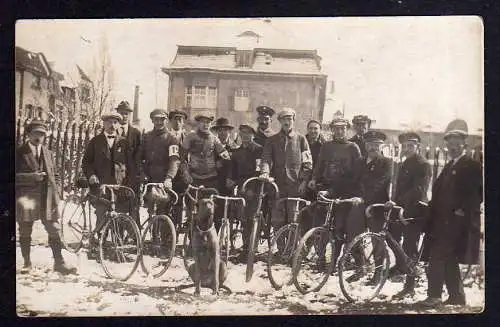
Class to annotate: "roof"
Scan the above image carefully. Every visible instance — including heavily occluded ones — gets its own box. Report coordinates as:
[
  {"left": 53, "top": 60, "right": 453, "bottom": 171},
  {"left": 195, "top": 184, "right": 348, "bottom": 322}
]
[
  {"left": 165, "top": 45, "right": 325, "bottom": 76},
  {"left": 15, "top": 46, "right": 51, "bottom": 77}
]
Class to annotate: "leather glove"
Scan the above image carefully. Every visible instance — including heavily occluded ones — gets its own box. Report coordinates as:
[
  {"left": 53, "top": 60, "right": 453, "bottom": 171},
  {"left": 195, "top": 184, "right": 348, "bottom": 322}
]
[
  {"left": 351, "top": 197, "right": 363, "bottom": 206},
  {"left": 163, "top": 178, "right": 173, "bottom": 190}
]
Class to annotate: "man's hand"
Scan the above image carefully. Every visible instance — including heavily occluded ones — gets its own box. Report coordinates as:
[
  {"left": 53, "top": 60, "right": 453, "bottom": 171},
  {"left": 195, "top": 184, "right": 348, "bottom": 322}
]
[
  {"left": 226, "top": 178, "right": 236, "bottom": 189},
  {"left": 308, "top": 179, "right": 316, "bottom": 190},
  {"left": 298, "top": 181, "right": 307, "bottom": 195},
  {"left": 351, "top": 197, "right": 363, "bottom": 206},
  {"left": 89, "top": 174, "right": 99, "bottom": 185},
  {"left": 454, "top": 208, "right": 465, "bottom": 217},
  {"left": 163, "top": 178, "right": 173, "bottom": 190}
]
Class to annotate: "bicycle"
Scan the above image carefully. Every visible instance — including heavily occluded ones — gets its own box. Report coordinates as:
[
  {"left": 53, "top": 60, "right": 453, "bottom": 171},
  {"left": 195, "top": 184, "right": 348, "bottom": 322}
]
[
  {"left": 338, "top": 201, "right": 429, "bottom": 302},
  {"left": 60, "top": 184, "right": 141, "bottom": 281},
  {"left": 139, "top": 183, "right": 179, "bottom": 278},
  {"left": 266, "top": 197, "right": 310, "bottom": 290},
  {"left": 291, "top": 191, "right": 362, "bottom": 294},
  {"left": 181, "top": 184, "right": 219, "bottom": 271},
  {"left": 240, "top": 176, "right": 279, "bottom": 282}
]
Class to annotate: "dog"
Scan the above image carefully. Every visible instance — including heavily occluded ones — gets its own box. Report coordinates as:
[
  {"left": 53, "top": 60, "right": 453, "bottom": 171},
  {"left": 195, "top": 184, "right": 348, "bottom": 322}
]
[{"left": 188, "top": 198, "right": 227, "bottom": 296}]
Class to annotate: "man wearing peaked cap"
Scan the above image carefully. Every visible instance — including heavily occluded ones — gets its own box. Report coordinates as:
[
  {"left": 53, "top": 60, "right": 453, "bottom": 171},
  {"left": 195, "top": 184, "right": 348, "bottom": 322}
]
[
  {"left": 101, "top": 111, "right": 123, "bottom": 123},
  {"left": 277, "top": 108, "right": 296, "bottom": 120},
  {"left": 254, "top": 105, "right": 276, "bottom": 147},
  {"left": 350, "top": 114, "right": 373, "bottom": 158},
  {"left": 389, "top": 131, "right": 432, "bottom": 299},
  {"left": 116, "top": 100, "right": 133, "bottom": 112},
  {"left": 150, "top": 108, "right": 168, "bottom": 119},
  {"left": 419, "top": 119, "right": 482, "bottom": 307},
  {"left": 16, "top": 120, "right": 77, "bottom": 275},
  {"left": 194, "top": 113, "right": 215, "bottom": 122}
]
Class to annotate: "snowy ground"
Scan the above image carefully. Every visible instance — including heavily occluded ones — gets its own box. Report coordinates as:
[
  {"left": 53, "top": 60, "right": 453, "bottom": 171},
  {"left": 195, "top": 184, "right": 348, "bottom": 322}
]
[{"left": 16, "top": 218, "right": 484, "bottom": 317}]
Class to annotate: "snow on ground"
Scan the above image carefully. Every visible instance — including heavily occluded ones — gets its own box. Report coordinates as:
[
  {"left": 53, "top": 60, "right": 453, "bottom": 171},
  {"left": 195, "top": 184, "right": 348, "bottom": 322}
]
[{"left": 16, "top": 221, "right": 484, "bottom": 316}]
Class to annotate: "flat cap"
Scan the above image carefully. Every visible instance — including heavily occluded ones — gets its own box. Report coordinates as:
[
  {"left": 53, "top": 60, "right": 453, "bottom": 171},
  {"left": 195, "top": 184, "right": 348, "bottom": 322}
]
[
  {"left": 168, "top": 109, "right": 188, "bottom": 120},
  {"left": 330, "top": 117, "right": 350, "bottom": 127},
  {"left": 116, "top": 101, "right": 133, "bottom": 112},
  {"left": 277, "top": 108, "right": 296, "bottom": 119},
  {"left": 256, "top": 105, "right": 275, "bottom": 117},
  {"left": 194, "top": 113, "right": 215, "bottom": 122},
  {"left": 26, "top": 120, "right": 48, "bottom": 134},
  {"left": 101, "top": 111, "right": 123, "bottom": 122},
  {"left": 150, "top": 109, "right": 168, "bottom": 119},
  {"left": 364, "top": 130, "right": 387, "bottom": 143},
  {"left": 444, "top": 119, "right": 468, "bottom": 140},
  {"left": 352, "top": 115, "right": 372, "bottom": 124},
  {"left": 398, "top": 131, "right": 421, "bottom": 144},
  {"left": 239, "top": 124, "right": 256, "bottom": 134}
]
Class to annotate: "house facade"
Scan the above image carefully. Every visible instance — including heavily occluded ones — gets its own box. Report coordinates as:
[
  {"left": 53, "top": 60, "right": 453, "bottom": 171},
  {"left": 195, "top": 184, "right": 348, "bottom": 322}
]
[{"left": 162, "top": 45, "right": 327, "bottom": 132}]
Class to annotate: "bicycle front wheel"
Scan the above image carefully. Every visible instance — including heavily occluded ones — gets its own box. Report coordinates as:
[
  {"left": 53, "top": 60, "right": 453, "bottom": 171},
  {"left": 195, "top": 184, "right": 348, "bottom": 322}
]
[
  {"left": 338, "top": 232, "right": 390, "bottom": 303},
  {"left": 99, "top": 214, "right": 141, "bottom": 281},
  {"left": 60, "top": 194, "right": 86, "bottom": 253},
  {"left": 292, "top": 227, "right": 336, "bottom": 294},
  {"left": 267, "top": 224, "right": 300, "bottom": 290},
  {"left": 140, "top": 215, "right": 177, "bottom": 278},
  {"left": 246, "top": 215, "right": 261, "bottom": 282}
]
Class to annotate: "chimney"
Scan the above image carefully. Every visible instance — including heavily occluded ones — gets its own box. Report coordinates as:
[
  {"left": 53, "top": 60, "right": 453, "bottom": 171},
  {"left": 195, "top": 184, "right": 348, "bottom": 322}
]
[{"left": 133, "top": 85, "right": 140, "bottom": 126}]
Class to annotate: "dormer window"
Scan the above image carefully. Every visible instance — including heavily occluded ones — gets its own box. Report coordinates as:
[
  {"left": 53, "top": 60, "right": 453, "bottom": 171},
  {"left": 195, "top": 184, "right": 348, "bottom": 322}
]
[{"left": 236, "top": 50, "right": 252, "bottom": 68}]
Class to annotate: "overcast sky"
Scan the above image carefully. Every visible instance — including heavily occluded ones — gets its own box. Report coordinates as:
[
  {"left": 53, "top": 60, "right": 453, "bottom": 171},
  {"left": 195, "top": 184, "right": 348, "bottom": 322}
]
[{"left": 16, "top": 17, "right": 483, "bottom": 134}]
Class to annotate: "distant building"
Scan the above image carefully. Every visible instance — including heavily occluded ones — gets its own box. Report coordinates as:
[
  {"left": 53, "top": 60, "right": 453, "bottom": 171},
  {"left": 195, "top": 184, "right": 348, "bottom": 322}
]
[{"left": 162, "top": 28, "right": 327, "bottom": 132}]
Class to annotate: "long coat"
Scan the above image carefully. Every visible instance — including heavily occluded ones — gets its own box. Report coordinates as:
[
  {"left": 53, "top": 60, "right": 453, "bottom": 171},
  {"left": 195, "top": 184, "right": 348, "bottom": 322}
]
[
  {"left": 15, "top": 143, "right": 60, "bottom": 222},
  {"left": 421, "top": 155, "right": 483, "bottom": 264},
  {"left": 359, "top": 155, "right": 392, "bottom": 206},
  {"left": 81, "top": 133, "right": 128, "bottom": 186},
  {"left": 122, "top": 124, "right": 142, "bottom": 187}
]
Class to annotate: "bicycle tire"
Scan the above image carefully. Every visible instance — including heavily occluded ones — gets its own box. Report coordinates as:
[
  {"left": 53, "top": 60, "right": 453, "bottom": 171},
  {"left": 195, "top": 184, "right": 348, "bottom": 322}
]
[
  {"left": 60, "top": 194, "right": 86, "bottom": 253},
  {"left": 99, "top": 214, "right": 141, "bottom": 281},
  {"left": 246, "top": 215, "right": 261, "bottom": 282},
  {"left": 218, "top": 220, "right": 230, "bottom": 265},
  {"left": 267, "top": 224, "right": 299, "bottom": 290},
  {"left": 338, "top": 232, "right": 390, "bottom": 303},
  {"left": 140, "top": 214, "right": 177, "bottom": 278},
  {"left": 292, "top": 227, "right": 335, "bottom": 294}
]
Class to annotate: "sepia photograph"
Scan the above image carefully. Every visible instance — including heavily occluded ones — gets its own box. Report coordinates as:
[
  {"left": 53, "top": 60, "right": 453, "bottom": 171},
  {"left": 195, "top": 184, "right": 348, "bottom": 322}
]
[{"left": 14, "top": 17, "right": 484, "bottom": 316}]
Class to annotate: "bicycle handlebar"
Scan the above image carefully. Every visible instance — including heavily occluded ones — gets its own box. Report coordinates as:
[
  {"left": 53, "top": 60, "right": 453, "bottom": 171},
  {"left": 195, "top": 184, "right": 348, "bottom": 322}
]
[
  {"left": 211, "top": 194, "right": 246, "bottom": 207},
  {"left": 275, "top": 197, "right": 311, "bottom": 207},
  {"left": 241, "top": 176, "right": 279, "bottom": 194},
  {"left": 141, "top": 183, "right": 179, "bottom": 205},
  {"left": 366, "top": 203, "right": 405, "bottom": 224},
  {"left": 317, "top": 191, "right": 363, "bottom": 205},
  {"left": 184, "top": 184, "right": 219, "bottom": 203},
  {"left": 100, "top": 184, "right": 135, "bottom": 200}
]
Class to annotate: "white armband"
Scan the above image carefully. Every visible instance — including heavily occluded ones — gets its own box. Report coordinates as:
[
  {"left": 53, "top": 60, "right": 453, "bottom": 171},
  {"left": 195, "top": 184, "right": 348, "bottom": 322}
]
[
  {"left": 169, "top": 145, "right": 180, "bottom": 157},
  {"left": 301, "top": 150, "right": 312, "bottom": 164},
  {"left": 220, "top": 150, "right": 231, "bottom": 160},
  {"left": 255, "top": 159, "right": 262, "bottom": 172}
]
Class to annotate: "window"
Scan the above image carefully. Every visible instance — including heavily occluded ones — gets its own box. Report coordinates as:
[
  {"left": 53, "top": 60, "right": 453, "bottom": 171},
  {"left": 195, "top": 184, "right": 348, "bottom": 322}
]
[
  {"left": 236, "top": 51, "right": 252, "bottom": 68},
  {"left": 184, "top": 85, "right": 217, "bottom": 109},
  {"left": 234, "top": 88, "right": 250, "bottom": 112},
  {"left": 25, "top": 104, "right": 34, "bottom": 119},
  {"left": 32, "top": 75, "right": 41, "bottom": 90}
]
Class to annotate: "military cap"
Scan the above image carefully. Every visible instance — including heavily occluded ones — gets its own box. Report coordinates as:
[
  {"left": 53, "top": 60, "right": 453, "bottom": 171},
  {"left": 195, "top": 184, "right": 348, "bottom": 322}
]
[
  {"left": 168, "top": 109, "right": 188, "bottom": 120},
  {"left": 116, "top": 100, "right": 133, "bottom": 112},
  {"left": 352, "top": 115, "right": 372, "bottom": 125},
  {"left": 398, "top": 131, "right": 421, "bottom": 144},
  {"left": 330, "top": 117, "right": 350, "bottom": 128},
  {"left": 211, "top": 117, "right": 234, "bottom": 131},
  {"left": 239, "top": 124, "right": 256, "bottom": 134},
  {"left": 102, "top": 111, "right": 123, "bottom": 122},
  {"left": 150, "top": 109, "right": 168, "bottom": 119},
  {"left": 26, "top": 120, "right": 48, "bottom": 134},
  {"left": 364, "top": 130, "right": 387, "bottom": 143},
  {"left": 277, "top": 108, "right": 296, "bottom": 120},
  {"left": 194, "top": 113, "right": 215, "bottom": 122},
  {"left": 256, "top": 105, "right": 275, "bottom": 117},
  {"left": 444, "top": 119, "right": 468, "bottom": 140}
]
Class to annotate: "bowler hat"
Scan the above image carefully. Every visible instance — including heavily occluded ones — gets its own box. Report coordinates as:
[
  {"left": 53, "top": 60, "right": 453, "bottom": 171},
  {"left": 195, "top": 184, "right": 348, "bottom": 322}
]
[
  {"left": 101, "top": 111, "right": 123, "bottom": 122},
  {"left": 399, "top": 131, "right": 421, "bottom": 144},
  {"left": 168, "top": 109, "right": 188, "bottom": 120},
  {"left": 26, "top": 120, "right": 48, "bottom": 134},
  {"left": 444, "top": 119, "right": 468, "bottom": 140},
  {"left": 352, "top": 115, "right": 372, "bottom": 125},
  {"left": 277, "top": 108, "right": 296, "bottom": 120},
  {"left": 150, "top": 109, "right": 168, "bottom": 119},
  {"left": 364, "top": 130, "right": 386, "bottom": 143},
  {"left": 211, "top": 117, "right": 234, "bottom": 131},
  {"left": 256, "top": 105, "right": 275, "bottom": 117},
  {"left": 116, "top": 101, "right": 133, "bottom": 112},
  {"left": 239, "top": 124, "right": 256, "bottom": 134}
]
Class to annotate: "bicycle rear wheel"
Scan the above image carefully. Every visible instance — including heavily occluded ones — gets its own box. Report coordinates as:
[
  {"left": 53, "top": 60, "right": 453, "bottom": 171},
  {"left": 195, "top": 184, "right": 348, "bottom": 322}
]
[
  {"left": 292, "top": 227, "right": 336, "bottom": 294},
  {"left": 267, "top": 224, "right": 300, "bottom": 290},
  {"left": 60, "top": 194, "right": 86, "bottom": 253},
  {"left": 140, "top": 215, "right": 177, "bottom": 278},
  {"left": 338, "top": 232, "right": 390, "bottom": 303},
  {"left": 218, "top": 221, "right": 230, "bottom": 265},
  {"left": 99, "top": 214, "right": 141, "bottom": 281},
  {"left": 246, "top": 214, "right": 261, "bottom": 282}
]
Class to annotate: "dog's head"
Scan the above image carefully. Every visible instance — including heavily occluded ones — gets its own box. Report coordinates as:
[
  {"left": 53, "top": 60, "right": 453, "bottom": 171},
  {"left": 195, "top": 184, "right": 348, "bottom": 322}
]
[{"left": 196, "top": 198, "right": 215, "bottom": 231}]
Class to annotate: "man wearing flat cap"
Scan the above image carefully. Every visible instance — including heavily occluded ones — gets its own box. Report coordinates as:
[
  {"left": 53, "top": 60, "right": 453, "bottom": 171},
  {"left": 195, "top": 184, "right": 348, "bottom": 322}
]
[
  {"left": 350, "top": 115, "right": 373, "bottom": 158},
  {"left": 260, "top": 108, "right": 313, "bottom": 232},
  {"left": 16, "top": 120, "right": 77, "bottom": 275},
  {"left": 82, "top": 111, "right": 133, "bottom": 258},
  {"left": 418, "top": 119, "right": 482, "bottom": 307},
  {"left": 227, "top": 124, "right": 263, "bottom": 261},
  {"left": 116, "top": 100, "right": 143, "bottom": 228},
  {"left": 254, "top": 105, "right": 276, "bottom": 147},
  {"left": 388, "top": 131, "right": 432, "bottom": 299},
  {"left": 140, "top": 109, "right": 181, "bottom": 226}
]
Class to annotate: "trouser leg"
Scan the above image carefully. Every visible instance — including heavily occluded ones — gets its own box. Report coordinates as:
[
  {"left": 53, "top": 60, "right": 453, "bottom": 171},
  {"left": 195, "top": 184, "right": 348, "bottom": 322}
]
[
  {"left": 18, "top": 221, "right": 34, "bottom": 265},
  {"left": 43, "top": 219, "right": 64, "bottom": 264},
  {"left": 426, "top": 258, "right": 445, "bottom": 298},
  {"left": 444, "top": 259, "right": 465, "bottom": 301}
]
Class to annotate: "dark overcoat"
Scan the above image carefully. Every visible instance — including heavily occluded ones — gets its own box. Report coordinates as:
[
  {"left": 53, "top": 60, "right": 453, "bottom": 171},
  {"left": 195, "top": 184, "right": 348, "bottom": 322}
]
[
  {"left": 15, "top": 143, "right": 60, "bottom": 222},
  {"left": 122, "top": 124, "right": 142, "bottom": 187},
  {"left": 349, "top": 134, "right": 366, "bottom": 158},
  {"left": 421, "top": 155, "right": 482, "bottom": 264},
  {"left": 359, "top": 155, "right": 392, "bottom": 205}
]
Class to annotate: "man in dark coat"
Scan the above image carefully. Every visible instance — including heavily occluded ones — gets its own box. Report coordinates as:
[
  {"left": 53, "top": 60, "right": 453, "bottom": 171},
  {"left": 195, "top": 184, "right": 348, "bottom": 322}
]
[
  {"left": 16, "top": 120, "right": 77, "bottom": 275},
  {"left": 211, "top": 117, "right": 239, "bottom": 196},
  {"left": 254, "top": 105, "right": 276, "bottom": 147},
  {"left": 418, "top": 119, "right": 482, "bottom": 307},
  {"left": 349, "top": 115, "right": 373, "bottom": 158},
  {"left": 390, "top": 132, "right": 432, "bottom": 299},
  {"left": 260, "top": 108, "right": 312, "bottom": 232},
  {"left": 116, "top": 100, "right": 142, "bottom": 229}
]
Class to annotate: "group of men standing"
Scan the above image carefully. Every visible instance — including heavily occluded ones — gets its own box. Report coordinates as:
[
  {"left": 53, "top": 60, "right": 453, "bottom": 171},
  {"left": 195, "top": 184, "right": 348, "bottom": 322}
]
[{"left": 16, "top": 100, "right": 482, "bottom": 308}]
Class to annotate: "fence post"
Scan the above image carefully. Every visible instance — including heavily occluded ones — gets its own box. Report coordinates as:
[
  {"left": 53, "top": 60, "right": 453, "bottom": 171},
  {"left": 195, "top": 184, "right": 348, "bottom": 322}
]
[
  {"left": 68, "top": 122, "right": 77, "bottom": 191},
  {"left": 74, "top": 121, "right": 86, "bottom": 184},
  {"left": 55, "top": 121, "right": 63, "bottom": 171},
  {"left": 60, "top": 121, "right": 70, "bottom": 197},
  {"left": 48, "top": 120, "right": 56, "bottom": 151}
]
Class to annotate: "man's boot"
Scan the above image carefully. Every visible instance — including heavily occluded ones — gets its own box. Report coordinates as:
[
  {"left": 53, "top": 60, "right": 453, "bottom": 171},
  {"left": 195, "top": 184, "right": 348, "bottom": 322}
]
[
  {"left": 392, "top": 276, "right": 416, "bottom": 300},
  {"left": 49, "top": 237, "right": 77, "bottom": 275},
  {"left": 19, "top": 237, "right": 32, "bottom": 274}
]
